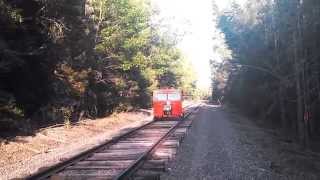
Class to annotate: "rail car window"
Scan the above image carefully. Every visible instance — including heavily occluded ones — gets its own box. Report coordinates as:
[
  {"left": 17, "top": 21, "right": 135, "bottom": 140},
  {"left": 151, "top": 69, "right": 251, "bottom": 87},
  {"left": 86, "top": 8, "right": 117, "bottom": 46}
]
[
  {"left": 168, "top": 93, "right": 181, "bottom": 101},
  {"left": 155, "top": 93, "right": 167, "bottom": 101}
]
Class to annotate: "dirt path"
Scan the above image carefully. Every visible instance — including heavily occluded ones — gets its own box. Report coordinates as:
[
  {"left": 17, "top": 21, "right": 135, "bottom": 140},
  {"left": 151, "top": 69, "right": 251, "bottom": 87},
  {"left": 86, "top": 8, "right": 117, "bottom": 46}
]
[{"left": 163, "top": 104, "right": 320, "bottom": 180}]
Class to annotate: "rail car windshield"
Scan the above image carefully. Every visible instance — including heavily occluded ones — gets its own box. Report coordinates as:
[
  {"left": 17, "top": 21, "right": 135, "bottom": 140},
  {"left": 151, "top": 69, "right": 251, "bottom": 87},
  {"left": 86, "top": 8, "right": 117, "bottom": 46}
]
[
  {"left": 154, "top": 91, "right": 181, "bottom": 101},
  {"left": 155, "top": 93, "right": 167, "bottom": 101},
  {"left": 168, "top": 93, "right": 181, "bottom": 101}
]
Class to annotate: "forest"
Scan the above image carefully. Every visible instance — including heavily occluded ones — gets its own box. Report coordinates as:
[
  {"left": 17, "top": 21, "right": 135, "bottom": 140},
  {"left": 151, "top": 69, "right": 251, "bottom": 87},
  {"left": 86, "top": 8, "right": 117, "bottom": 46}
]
[
  {"left": 212, "top": 0, "right": 320, "bottom": 148},
  {"left": 0, "top": 0, "right": 197, "bottom": 135}
]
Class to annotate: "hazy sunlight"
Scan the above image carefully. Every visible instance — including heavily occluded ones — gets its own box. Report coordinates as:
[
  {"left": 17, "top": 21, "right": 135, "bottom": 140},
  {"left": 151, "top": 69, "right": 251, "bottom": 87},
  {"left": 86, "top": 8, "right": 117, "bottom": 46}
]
[{"left": 151, "top": 0, "right": 247, "bottom": 90}]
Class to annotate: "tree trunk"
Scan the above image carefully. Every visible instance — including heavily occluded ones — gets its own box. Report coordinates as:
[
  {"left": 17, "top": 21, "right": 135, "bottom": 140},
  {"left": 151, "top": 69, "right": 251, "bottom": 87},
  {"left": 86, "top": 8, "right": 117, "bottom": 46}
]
[
  {"left": 271, "top": 3, "right": 287, "bottom": 133},
  {"left": 293, "top": 31, "right": 305, "bottom": 147},
  {"left": 278, "top": 85, "right": 287, "bottom": 131},
  {"left": 294, "top": 0, "right": 310, "bottom": 147}
]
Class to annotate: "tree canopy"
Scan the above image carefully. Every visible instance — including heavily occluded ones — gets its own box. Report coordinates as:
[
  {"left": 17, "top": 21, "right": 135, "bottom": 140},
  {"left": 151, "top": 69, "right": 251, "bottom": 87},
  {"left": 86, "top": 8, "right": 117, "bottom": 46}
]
[
  {"left": 213, "top": 0, "right": 320, "bottom": 147},
  {"left": 0, "top": 0, "right": 197, "bottom": 134}
]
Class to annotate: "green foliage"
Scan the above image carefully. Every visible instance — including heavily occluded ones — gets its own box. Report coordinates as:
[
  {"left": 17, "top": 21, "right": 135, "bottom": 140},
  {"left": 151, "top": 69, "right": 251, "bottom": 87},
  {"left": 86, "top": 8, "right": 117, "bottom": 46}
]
[
  {"left": 215, "top": 0, "right": 320, "bottom": 145},
  {"left": 0, "top": 0, "right": 23, "bottom": 24},
  {"left": 60, "top": 107, "right": 72, "bottom": 128},
  {"left": 0, "top": 0, "right": 197, "bottom": 133},
  {"left": 95, "top": 0, "right": 196, "bottom": 108}
]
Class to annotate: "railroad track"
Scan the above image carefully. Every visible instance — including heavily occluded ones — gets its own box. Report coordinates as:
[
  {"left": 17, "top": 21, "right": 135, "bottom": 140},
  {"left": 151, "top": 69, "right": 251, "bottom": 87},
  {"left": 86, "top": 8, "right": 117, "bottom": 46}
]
[{"left": 27, "top": 104, "right": 200, "bottom": 180}]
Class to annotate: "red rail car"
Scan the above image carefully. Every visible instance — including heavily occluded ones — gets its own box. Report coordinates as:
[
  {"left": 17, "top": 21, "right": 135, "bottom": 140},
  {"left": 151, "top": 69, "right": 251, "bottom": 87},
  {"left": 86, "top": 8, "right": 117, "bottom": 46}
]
[{"left": 153, "top": 89, "right": 183, "bottom": 120}]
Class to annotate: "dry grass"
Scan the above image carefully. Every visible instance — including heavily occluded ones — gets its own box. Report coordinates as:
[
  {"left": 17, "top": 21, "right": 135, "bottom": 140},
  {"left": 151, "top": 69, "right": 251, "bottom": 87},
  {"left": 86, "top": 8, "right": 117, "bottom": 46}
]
[{"left": 0, "top": 110, "right": 152, "bottom": 179}]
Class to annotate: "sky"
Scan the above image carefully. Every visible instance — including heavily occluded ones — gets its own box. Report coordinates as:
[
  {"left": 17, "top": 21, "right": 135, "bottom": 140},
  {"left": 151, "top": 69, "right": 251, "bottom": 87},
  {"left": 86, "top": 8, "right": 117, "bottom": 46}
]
[{"left": 151, "top": 0, "right": 247, "bottom": 90}]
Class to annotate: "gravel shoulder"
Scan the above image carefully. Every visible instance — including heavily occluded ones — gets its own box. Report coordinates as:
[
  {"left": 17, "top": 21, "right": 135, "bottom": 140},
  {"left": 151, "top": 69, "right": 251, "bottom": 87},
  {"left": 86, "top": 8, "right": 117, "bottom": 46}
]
[
  {"left": 162, "top": 104, "right": 320, "bottom": 180},
  {"left": 0, "top": 110, "right": 152, "bottom": 179}
]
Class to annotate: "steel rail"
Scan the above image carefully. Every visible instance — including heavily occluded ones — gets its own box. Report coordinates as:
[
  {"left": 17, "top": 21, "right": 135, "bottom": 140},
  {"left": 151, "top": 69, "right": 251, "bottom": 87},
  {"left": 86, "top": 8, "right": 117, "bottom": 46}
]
[
  {"left": 26, "top": 121, "right": 155, "bottom": 180},
  {"left": 114, "top": 106, "right": 199, "bottom": 180},
  {"left": 26, "top": 105, "right": 199, "bottom": 180}
]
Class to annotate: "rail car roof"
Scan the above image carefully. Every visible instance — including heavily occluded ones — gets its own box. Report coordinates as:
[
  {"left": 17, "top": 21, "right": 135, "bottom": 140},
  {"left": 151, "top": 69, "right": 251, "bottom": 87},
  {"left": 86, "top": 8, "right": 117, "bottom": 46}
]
[{"left": 153, "top": 89, "right": 181, "bottom": 93}]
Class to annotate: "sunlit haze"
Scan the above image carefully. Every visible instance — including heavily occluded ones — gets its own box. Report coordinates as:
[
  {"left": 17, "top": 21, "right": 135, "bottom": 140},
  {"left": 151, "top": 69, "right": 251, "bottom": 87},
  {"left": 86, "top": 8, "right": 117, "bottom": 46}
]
[{"left": 151, "top": 0, "right": 246, "bottom": 90}]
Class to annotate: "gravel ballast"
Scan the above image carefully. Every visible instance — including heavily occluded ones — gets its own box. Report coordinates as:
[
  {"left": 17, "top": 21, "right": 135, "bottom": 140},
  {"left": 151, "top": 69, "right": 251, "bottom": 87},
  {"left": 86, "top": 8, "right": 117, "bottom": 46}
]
[{"left": 162, "top": 104, "right": 320, "bottom": 180}]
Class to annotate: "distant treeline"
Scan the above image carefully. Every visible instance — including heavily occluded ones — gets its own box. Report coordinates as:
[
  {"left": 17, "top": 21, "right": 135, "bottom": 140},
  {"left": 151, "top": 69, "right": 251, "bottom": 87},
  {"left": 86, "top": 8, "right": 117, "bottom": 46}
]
[
  {"left": 0, "top": 0, "right": 197, "bottom": 134},
  {"left": 212, "top": 0, "right": 320, "bottom": 147}
]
